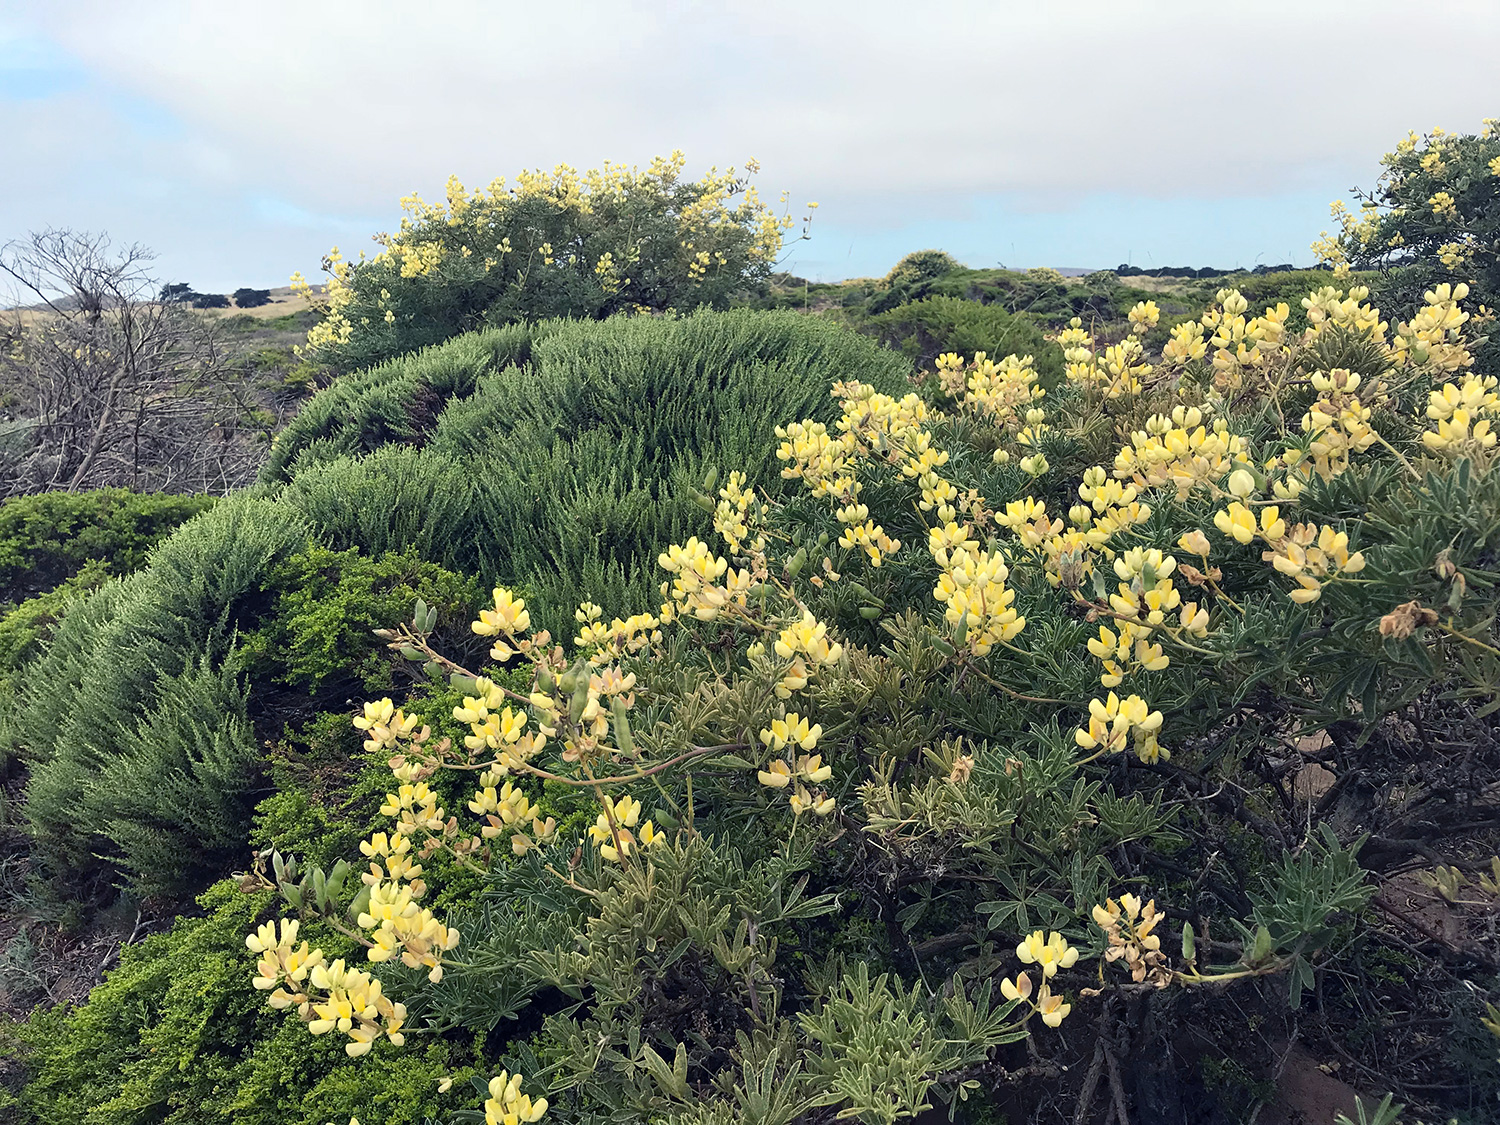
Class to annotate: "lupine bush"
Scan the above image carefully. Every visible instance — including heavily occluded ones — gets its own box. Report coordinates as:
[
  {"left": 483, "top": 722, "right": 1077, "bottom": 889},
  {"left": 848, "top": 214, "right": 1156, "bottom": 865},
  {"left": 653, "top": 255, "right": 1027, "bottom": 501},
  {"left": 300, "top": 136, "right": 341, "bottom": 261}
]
[
  {"left": 229, "top": 280, "right": 1500, "bottom": 1122},
  {"left": 1321, "top": 119, "right": 1500, "bottom": 367},
  {"left": 291, "top": 154, "right": 807, "bottom": 371}
]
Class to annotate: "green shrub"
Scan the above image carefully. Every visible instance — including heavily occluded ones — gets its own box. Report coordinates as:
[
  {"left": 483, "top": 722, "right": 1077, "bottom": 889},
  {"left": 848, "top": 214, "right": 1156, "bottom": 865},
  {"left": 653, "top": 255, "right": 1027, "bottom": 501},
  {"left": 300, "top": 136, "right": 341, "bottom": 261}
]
[
  {"left": 241, "top": 543, "right": 482, "bottom": 694},
  {"left": 275, "top": 310, "right": 910, "bottom": 631},
  {"left": 13, "top": 879, "right": 473, "bottom": 1125},
  {"left": 260, "top": 323, "right": 538, "bottom": 483},
  {"left": 5, "top": 496, "right": 311, "bottom": 892},
  {"left": 864, "top": 296, "right": 1063, "bottom": 381},
  {"left": 0, "top": 489, "right": 215, "bottom": 605}
]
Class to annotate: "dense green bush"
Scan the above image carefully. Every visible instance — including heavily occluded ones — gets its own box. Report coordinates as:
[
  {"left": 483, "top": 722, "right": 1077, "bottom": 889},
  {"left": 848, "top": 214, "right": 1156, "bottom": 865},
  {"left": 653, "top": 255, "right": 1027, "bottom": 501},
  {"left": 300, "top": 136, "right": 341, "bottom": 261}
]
[
  {"left": 0, "top": 489, "right": 215, "bottom": 605},
  {"left": 241, "top": 543, "right": 482, "bottom": 694},
  {"left": 11, "top": 880, "right": 473, "bottom": 1125},
  {"left": 863, "top": 296, "right": 1063, "bottom": 382},
  {"left": 261, "top": 323, "right": 539, "bottom": 483},
  {"left": 296, "top": 155, "right": 798, "bottom": 371},
  {"left": 274, "top": 310, "right": 911, "bottom": 630},
  {"left": 4, "top": 496, "right": 311, "bottom": 892}
]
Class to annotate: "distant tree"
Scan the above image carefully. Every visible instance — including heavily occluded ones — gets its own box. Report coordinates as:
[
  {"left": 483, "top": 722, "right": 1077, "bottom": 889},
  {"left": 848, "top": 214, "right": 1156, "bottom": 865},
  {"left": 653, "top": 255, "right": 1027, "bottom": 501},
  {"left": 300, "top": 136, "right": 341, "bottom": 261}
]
[
  {"left": 0, "top": 230, "right": 273, "bottom": 496},
  {"left": 232, "top": 288, "right": 272, "bottom": 309},
  {"left": 159, "top": 282, "right": 194, "bottom": 303},
  {"left": 190, "top": 293, "right": 230, "bottom": 309}
]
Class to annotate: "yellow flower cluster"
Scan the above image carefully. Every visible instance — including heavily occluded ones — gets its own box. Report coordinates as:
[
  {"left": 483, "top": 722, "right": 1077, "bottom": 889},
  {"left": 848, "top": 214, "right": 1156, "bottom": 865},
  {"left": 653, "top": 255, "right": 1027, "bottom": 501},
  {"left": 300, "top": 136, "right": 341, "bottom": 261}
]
[
  {"left": 484, "top": 1070, "right": 549, "bottom": 1125},
  {"left": 1396, "top": 283, "right": 1474, "bottom": 374},
  {"left": 1299, "top": 368, "right": 1379, "bottom": 480},
  {"left": 1423, "top": 372, "right": 1499, "bottom": 455},
  {"left": 353, "top": 697, "right": 425, "bottom": 753},
  {"left": 836, "top": 501, "right": 901, "bottom": 567},
  {"left": 757, "top": 713, "right": 835, "bottom": 815},
  {"left": 1113, "top": 407, "right": 1250, "bottom": 499},
  {"left": 773, "top": 611, "right": 844, "bottom": 697},
  {"left": 248, "top": 921, "right": 408, "bottom": 1057},
  {"left": 929, "top": 523, "right": 1025, "bottom": 657},
  {"left": 1213, "top": 475, "right": 1365, "bottom": 604},
  {"left": 1074, "top": 691, "right": 1166, "bottom": 763},
  {"left": 586, "top": 793, "right": 664, "bottom": 862},
  {"left": 942, "top": 351, "right": 1045, "bottom": 429},
  {"left": 1058, "top": 315, "right": 1154, "bottom": 398},
  {"left": 473, "top": 587, "right": 533, "bottom": 662},
  {"left": 1092, "top": 893, "right": 1170, "bottom": 986},
  {"left": 1001, "top": 930, "right": 1079, "bottom": 1027},
  {"left": 713, "top": 470, "right": 764, "bottom": 554},
  {"left": 572, "top": 602, "right": 662, "bottom": 663},
  {"left": 658, "top": 536, "right": 751, "bottom": 622}
]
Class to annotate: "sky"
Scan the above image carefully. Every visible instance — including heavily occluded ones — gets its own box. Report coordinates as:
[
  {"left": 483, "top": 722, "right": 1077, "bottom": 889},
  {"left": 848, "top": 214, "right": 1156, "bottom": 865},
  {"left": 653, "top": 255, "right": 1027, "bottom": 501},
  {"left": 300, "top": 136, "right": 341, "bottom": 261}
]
[{"left": 2, "top": 1, "right": 1498, "bottom": 292}]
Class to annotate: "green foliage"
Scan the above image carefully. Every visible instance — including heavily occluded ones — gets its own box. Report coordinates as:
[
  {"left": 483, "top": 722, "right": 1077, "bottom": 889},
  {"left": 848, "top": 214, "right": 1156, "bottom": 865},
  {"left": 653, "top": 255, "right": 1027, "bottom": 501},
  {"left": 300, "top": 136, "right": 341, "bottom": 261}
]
[
  {"left": 0, "top": 488, "right": 214, "bottom": 605},
  {"left": 13, "top": 879, "right": 472, "bottom": 1125},
  {"left": 5, "top": 496, "right": 312, "bottom": 893},
  {"left": 863, "top": 296, "right": 1063, "bottom": 382},
  {"left": 242, "top": 544, "right": 480, "bottom": 694},
  {"left": 261, "top": 324, "right": 538, "bottom": 482},
  {"left": 275, "top": 310, "right": 909, "bottom": 631},
  {"left": 300, "top": 156, "right": 792, "bottom": 371}
]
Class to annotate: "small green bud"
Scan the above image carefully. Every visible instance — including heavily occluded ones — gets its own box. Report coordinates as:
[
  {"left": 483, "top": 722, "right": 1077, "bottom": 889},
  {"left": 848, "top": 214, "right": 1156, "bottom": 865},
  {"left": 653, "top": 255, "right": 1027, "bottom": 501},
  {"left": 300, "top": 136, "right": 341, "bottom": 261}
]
[
  {"left": 1181, "top": 921, "right": 1196, "bottom": 964},
  {"left": 537, "top": 665, "right": 557, "bottom": 693},
  {"left": 703, "top": 465, "right": 719, "bottom": 491}
]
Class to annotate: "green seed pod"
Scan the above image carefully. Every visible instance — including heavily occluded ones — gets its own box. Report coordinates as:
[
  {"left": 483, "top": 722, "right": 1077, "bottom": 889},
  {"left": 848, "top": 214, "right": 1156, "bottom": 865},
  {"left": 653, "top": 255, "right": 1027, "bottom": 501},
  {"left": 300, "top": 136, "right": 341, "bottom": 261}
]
[
  {"left": 953, "top": 616, "right": 969, "bottom": 649},
  {"left": 569, "top": 686, "right": 588, "bottom": 724},
  {"left": 422, "top": 661, "right": 445, "bottom": 682},
  {"left": 703, "top": 465, "right": 719, "bottom": 491},
  {"left": 611, "top": 697, "right": 635, "bottom": 755},
  {"left": 537, "top": 665, "right": 557, "bottom": 693},
  {"left": 693, "top": 490, "right": 716, "bottom": 513},
  {"left": 1181, "top": 921, "right": 1196, "bottom": 964},
  {"left": 817, "top": 531, "right": 830, "bottom": 548},
  {"left": 859, "top": 606, "right": 881, "bottom": 620},
  {"left": 423, "top": 604, "right": 439, "bottom": 632},
  {"left": 399, "top": 645, "right": 424, "bottom": 661},
  {"left": 413, "top": 598, "right": 429, "bottom": 629},
  {"left": 557, "top": 664, "right": 582, "bottom": 695},
  {"left": 787, "top": 547, "right": 807, "bottom": 579},
  {"left": 931, "top": 635, "right": 955, "bottom": 657},
  {"left": 450, "top": 673, "right": 479, "bottom": 693}
]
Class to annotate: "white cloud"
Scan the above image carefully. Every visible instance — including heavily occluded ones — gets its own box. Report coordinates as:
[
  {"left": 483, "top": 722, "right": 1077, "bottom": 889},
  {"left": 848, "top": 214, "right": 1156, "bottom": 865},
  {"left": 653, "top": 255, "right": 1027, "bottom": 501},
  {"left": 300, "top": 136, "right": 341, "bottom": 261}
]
[{"left": 4, "top": 1, "right": 1499, "bottom": 284}]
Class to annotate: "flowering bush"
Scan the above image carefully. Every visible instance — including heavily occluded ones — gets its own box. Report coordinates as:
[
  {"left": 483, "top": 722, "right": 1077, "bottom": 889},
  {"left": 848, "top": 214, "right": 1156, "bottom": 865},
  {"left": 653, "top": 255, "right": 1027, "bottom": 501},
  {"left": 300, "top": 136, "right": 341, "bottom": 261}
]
[
  {"left": 293, "top": 154, "right": 810, "bottom": 371},
  {"left": 241, "top": 276, "right": 1500, "bottom": 1121},
  {"left": 1320, "top": 120, "right": 1500, "bottom": 368}
]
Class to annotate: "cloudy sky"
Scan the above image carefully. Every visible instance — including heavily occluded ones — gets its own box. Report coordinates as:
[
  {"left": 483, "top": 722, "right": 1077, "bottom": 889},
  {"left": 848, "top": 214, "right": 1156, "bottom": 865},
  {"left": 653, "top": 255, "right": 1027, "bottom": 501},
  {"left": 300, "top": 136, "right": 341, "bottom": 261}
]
[{"left": 3, "top": 1, "right": 1498, "bottom": 291}]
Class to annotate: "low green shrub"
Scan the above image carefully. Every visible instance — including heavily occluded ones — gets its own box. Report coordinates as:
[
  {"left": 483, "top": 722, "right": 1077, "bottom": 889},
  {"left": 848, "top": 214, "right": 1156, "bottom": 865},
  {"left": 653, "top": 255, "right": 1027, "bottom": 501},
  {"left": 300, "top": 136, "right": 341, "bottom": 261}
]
[
  {"left": 12, "top": 879, "right": 473, "bottom": 1125},
  {"left": 241, "top": 543, "right": 482, "bottom": 695},
  {"left": 863, "top": 296, "right": 1063, "bottom": 381},
  {"left": 0, "top": 489, "right": 214, "bottom": 605},
  {"left": 5, "top": 496, "right": 311, "bottom": 893}
]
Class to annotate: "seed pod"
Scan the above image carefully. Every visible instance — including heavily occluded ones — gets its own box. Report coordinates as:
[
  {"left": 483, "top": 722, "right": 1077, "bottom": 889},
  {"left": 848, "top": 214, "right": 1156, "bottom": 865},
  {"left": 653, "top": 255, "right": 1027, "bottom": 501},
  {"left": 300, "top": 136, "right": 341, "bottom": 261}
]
[
  {"left": 787, "top": 547, "right": 807, "bottom": 579},
  {"left": 611, "top": 697, "right": 635, "bottom": 755},
  {"left": 931, "top": 635, "right": 955, "bottom": 657},
  {"left": 859, "top": 606, "right": 881, "bottom": 620},
  {"left": 703, "top": 466, "right": 719, "bottom": 491},
  {"left": 537, "top": 665, "right": 557, "bottom": 693},
  {"left": 817, "top": 531, "right": 830, "bottom": 548},
  {"left": 399, "top": 645, "right": 424, "bottom": 661},
  {"left": 450, "top": 673, "right": 478, "bottom": 693},
  {"left": 1181, "top": 921, "right": 1196, "bottom": 964},
  {"left": 413, "top": 598, "right": 429, "bottom": 630},
  {"left": 692, "top": 490, "right": 716, "bottom": 513},
  {"left": 569, "top": 686, "right": 588, "bottom": 724},
  {"left": 423, "top": 661, "right": 444, "bottom": 682},
  {"left": 557, "top": 662, "right": 582, "bottom": 695}
]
